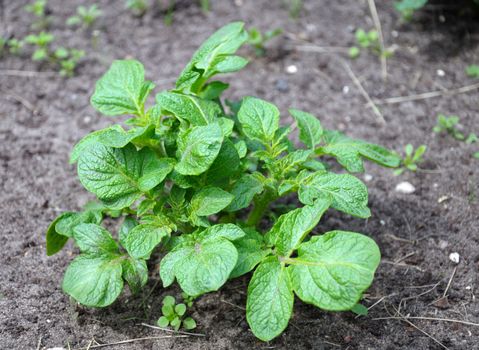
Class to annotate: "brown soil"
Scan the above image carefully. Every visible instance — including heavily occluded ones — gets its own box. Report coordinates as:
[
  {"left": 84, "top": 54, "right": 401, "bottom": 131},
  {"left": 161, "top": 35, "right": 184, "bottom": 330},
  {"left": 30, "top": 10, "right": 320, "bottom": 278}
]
[{"left": 1, "top": 1, "right": 478, "bottom": 349}]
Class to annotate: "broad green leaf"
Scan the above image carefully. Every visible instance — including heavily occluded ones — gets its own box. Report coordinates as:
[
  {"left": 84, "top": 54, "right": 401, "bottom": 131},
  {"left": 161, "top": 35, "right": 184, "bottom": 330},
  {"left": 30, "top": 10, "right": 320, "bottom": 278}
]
[
  {"left": 190, "top": 187, "right": 234, "bottom": 216},
  {"left": 175, "top": 123, "right": 223, "bottom": 176},
  {"left": 91, "top": 59, "right": 154, "bottom": 116},
  {"left": 238, "top": 97, "right": 279, "bottom": 143},
  {"left": 156, "top": 91, "right": 221, "bottom": 126},
  {"left": 62, "top": 254, "right": 123, "bottom": 307},
  {"left": 289, "top": 230, "right": 380, "bottom": 310},
  {"left": 246, "top": 256, "right": 294, "bottom": 342},
  {"left": 55, "top": 211, "right": 102, "bottom": 238},
  {"left": 121, "top": 257, "right": 148, "bottom": 294},
  {"left": 159, "top": 224, "right": 244, "bottom": 296},
  {"left": 218, "top": 117, "right": 235, "bottom": 137},
  {"left": 72, "top": 224, "right": 119, "bottom": 255},
  {"left": 276, "top": 149, "right": 312, "bottom": 173},
  {"left": 176, "top": 22, "right": 248, "bottom": 93},
  {"left": 46, "top": 212, "right": 74, "bottom": 256},
  {"left": 234, "top": 140, "right": 247, "bottom": 158},
  {"left": 78, "top": 143, "right": 172, "bottom": 209},
  {"left": 230, "top": 229, "right": 271, "bottom": 278},
  {"left": 199, "top": 81, "right": 229, "bottom": 100},
  {"left": 70, "top": 125, "right": 156, "bottom": 164},
  {"left": 319, "top": 131, "right": 401, "bottom": 172},
  {"left": 206, "top": 139, "right": 240, "bottom": 185},
  {"left": 298, "top": 171, "right": 370, "bottom": 218},
  {"left": 289, "top": 109, "right": 323, "bottom": 149},
  {"left": 122, "top": 223, "right": 170, "bottom": 259},
  {"left": 266, "top": 198, "right": 330, "bottom": 256},
  {"left": 119, "top": 216, "right": 138, "bottom": 245},
  {"left": 226, "top": 174, "right": 264, "bottom": 212}
]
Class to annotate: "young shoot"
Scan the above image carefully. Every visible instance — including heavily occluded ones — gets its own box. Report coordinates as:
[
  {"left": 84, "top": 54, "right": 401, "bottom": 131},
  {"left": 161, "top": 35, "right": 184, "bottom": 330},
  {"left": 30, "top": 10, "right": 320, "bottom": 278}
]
[
  {"left": 349, "top": 28, "right": 393, "bottom": 59},
  {"left": 157, "top": 295, "right": 196, "bottom": 330},
  {"left": 394, "top": 144, "right": 427, "bottom": 175},
  {"left": 247, "top": 27, "right": 282, "bottom": 57},
  {"left": 67, "top": 5, "right": 102, "bottom": 29}
]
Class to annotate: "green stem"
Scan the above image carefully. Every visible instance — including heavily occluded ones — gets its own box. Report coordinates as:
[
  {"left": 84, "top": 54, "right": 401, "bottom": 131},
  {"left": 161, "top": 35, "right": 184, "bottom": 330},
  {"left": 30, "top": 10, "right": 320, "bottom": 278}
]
[{"left": 246, "top": 187, "right": 276, "bottom": 228}]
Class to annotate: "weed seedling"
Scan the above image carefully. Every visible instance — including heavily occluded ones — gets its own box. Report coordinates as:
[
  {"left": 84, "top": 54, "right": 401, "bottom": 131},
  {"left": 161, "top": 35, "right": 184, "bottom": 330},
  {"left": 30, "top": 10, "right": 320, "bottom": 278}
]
[
  {"left": 25, "top": 32, "right": 55, "bottom": 61},
  {"left": 46, "top": 22, "right": 401, "bottom": 342},
  {"left": 394, "top": 0, "right": 428, "bottom": 21},
  {"left": 286, "top": 0, "right": 303, "bottom": 18},
  {"left": 433, "top": 114, "right": 466, "bottom": 141},
  {"left": 350, "top": 28, "right": 393, "bottom": 59},
  {"left": 126, "top": 0, "right": 148, "bottom": 16},
  {"left": 247, "top": 27, "right": 282, "bottom": 57},
  {"left": 394, "top": 144, "right": 427, "bottom": 175},
  {"left": 466, "top": 64, "right": 479, "bottom": 78},
  {"left": 157, "top": 296, "right": 196, "bottom": 330},
  {"left": 67, "top": 5, "right": 102, "bottom": 29},
  {"left": 24, "top": 0, "right": 52, "bottom": 30}
]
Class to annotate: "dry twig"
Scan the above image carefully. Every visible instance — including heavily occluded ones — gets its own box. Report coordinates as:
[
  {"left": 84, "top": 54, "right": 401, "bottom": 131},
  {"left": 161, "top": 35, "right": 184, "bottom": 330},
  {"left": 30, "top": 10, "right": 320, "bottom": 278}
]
[
  {"left": 140, "top": 322, "right": 206, "bottom": 337},
  {"left": 367, "top": 0, "right": 387, "bottom": 80},
  {"left": 74, "top": 335, "right": 188, "bottom": 350}
]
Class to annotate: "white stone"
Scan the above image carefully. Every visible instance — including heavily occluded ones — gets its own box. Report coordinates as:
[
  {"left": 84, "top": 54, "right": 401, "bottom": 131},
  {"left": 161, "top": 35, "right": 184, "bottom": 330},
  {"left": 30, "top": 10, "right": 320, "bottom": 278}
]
[
  {"left": 449, "top": 252, "right": 460, "bottom": 264},
  {"left": 286, "top": 65, "right": 298, "bottom": 74},
  {"left": 395, "top": 181, "right": 415, "bottom": 194},
  {"left": 364, "top": 174, "right": 373, "bottom": 182},
  {"left": 342, "top": 85, "right": 350, "bottom": 94},
  {"left": 437, "top": 69, "right": 446, "bottom": 77}
]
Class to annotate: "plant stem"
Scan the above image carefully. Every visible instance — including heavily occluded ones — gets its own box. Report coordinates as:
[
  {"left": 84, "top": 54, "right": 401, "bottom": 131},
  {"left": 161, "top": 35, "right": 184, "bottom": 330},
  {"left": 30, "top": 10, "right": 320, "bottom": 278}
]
[{"left": 246, "top": 187, "right": 276, "bottom": 228}]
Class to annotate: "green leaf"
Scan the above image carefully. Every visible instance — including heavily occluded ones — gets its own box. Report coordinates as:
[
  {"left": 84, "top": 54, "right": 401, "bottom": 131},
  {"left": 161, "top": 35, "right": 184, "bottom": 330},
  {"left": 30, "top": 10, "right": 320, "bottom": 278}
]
[
  {"left": 351, "top": 303, "right": 368, "bottom": 316},
  {"left": 238, "top": 97, "right": 279, "bottom": 143},
  {"left": 46, "top": 212, "right": 74, "bottom": 256},
  {"left": 230, "top": 229, "right": 271, "bottom": 278},
  {"left": 72, "top": 224, "right": 119, "bottom": 255},
  {"left": 175, "top": 303, "right": 186, "bottom": 316},
  {"left": 266, "top": 198, "right": 330, "bottom": 256},
  {"left": 298, "top": 171, "right": 370, "bottom": 218},
  {"left": 163, "top": 295, "right": 175, "bottom": 306},
  {"left": 206, "top": 139, "right": 240, "bottom": 185},
  {"left": 121, "top": 257, "right": 148, "bottom": 294},
  {"left": 156, "top": 91, "right": 221, "bottom": 126},
  {"left": 55, "top": 211, "right": 102, "bottom": 237},
  {"left": 276, "top": 149, "right": 312, "bottom": 173},
  {"left": 198, "top": 81, "right": 229, "bottom": 100},
  {"left": 175, "top": 123, "right": 223, "bottom": 176},
  {"left": 183, "top": 317, "right": 197, "bottom": 330},
  {"left": 157, "top": 316, "right": 170, "bottom": 327},
  {"left": 70, "top": 125, "right": 156, "bottom": 164},
  {"left": 62, "top": 254, "right": 123, "bottom": 307},
  {"left": 190, "top": 187, "right": 234, "bottom": 217},
  {"left": 91, "top": 59, "right": 154, "bottom": 116},
  {"left": 78, "top": 143, "right": 172, "bottom": 209},
  {"left": 246, "top": 256, "right": 294, "bottom": 342},
  {"left": 159, "top": 224, "right": 244, "bottom": 296},
  {"left": 176, "top": 22, "right": 248, "bottom": 93},
  {"left": 289, "top": 109, "right": 323, "bottom": 149},
  {"left": 320, "top": 131, "right": 401, "bottom": 172},
  {"left": 289, "top": 230, "right": 380, "bottom": 310},
  {"left": 226, "top": 174, "right": 264, "bottom": 212},
  {"left": 122, "top": 224, "right": 170, "bottom": 260}
]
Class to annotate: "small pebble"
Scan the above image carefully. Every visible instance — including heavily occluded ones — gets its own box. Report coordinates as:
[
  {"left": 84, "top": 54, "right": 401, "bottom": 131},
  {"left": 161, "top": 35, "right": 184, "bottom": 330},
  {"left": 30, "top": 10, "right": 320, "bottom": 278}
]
[
  {"left": 437, "top": 69, "right": 446, "bottom": 77},
  {"left": 275, "top": 79, "right": 289, "bottom": 93},
  {"left": 83, "top": 115, "right": 92, "bottom": 123},
  {"left": 364, "top": 174, "right": 373, "bottom": 182},
  {"left": 449, "top": 252, "right": 460, "bottom": 264},
  {"left": 439, "top": 15, "right": 446, "bottom": 23},
  {"left": 391, "top": 30, "right": 399, "bottom": 38},
  {"left": 438, "top": 195, "right": 449, "bottom": 203},
  {"left": 286, "top": 65, "right": 298, "bottom": 74},
  {"left": 438, "top": 239, "right": 449, "bottom": 250},
  {"left": 342, "top": 86, "right": 350, "bottom": 94},
  {"left": 466, "top": 286, "right": 472, "bottom": 290},
  {"left": 395, "top": 181, "right": 415, "bottom": 194},
  {"left": 380, "top": 220, "right": 385, "bottom": 226}
]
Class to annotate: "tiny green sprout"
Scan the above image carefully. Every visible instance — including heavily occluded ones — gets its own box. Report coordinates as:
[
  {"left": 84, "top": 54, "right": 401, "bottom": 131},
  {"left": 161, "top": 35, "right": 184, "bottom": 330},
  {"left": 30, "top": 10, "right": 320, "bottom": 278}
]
[
  {"left": 394, "top": 144, "right": 427, "bottom": 175},
  {"left": 199, "top": 0, "right": 210, "bottom": 12},
  {"left": 67, "top": 5, "right": 102, "bottom": 28},
  {"left": 466, "top": 133, "right": 478, "bottom": 144},
  {"left": 125, "top": 0, "right": 148, "bottom": 16},
  {"left": 58, "top": 49, "right": 85, "bottom": 77},
  {"left": 287, "top": 0, "right": 303, "bottom": 18},
  {"left": 394, "top": 0, "right": 428, "bottom": 21},
  {"left": 466, "top": 64, "right": 479, "bottom": 78},
  {"left": 24, "top": 0, "right": 51, "bottom": 30},
  {"left": 433, "top": 114, "right": 465, "bottom": 141},
  {"left": 247, "top": 27, "right": 282, "bottom": 57},
  {"left": 181, "top": 292, "right": 195, "bottom": 308},
  {"left": 7, "top": 39, "right": 24, "bottom": 55},
  {"left": 351, "top": 28, "right": 393, "bottom": 59},
  {"left": 351, "top": 303, "right": 368, "bottom": 316},
  {"left": 157, "top": 295, "right": 196, "bottom": 331},
  {"left": 25, "top": 32, "right": 55, "bottom": 61}
]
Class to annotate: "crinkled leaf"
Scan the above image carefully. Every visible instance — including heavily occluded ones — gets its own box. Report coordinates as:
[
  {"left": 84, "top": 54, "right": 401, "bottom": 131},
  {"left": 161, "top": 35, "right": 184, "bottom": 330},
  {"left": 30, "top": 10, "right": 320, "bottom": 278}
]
[
  {"left": 199, "top": 81, "right": 229, "bottom": 100},
  {"left": 72, "top": 224, "right": 119, "bottom": 255},
  {"left": 298, "top": 171, "right": 370, "bottom": 218},
  {"left": 289, "top": 109, "right": 323, "bottom": 149},
  {"left": 156, "top": 91, "right": 221, "bottom": 126},
  {"left": 46, "top": 212, "right": 74, "bottom": 256},
  {"left": 176, "top": 22, "right": 248, "bottom": 93},
  {"left": 62, "top": 254, "right": 123, "bottom": 307},
  {"left": 266, "top": 198, "right": 330, "bottom": 256},
  {"left": 238, "top": 97, "right": 279, "bottom": 143},
  {"left": 230, "top": 229, "right": 271, "bottom": 278},
  {"left": 175, "top": 123, "right": 223, "bottom": 176},
  {"left": 289, "top": 230, "right": 380, "bottom": 310},
  {"left": 226, "top": 174, "right": 264, "bottom": 212},
  {"left": 55, "top": 211, "right": 102, "bottom": 238},
  {"left": 119, "top": 216, "right": 138, "bottom": 246},
  {"left": 190, "top": 187, "right": 234, "bottom": 217},
  {"left": 319, "top": 131, "right": 400, "bottom": 172},
  {"left": 206, "top": 139, "right": 240, "bottom": 185},
  {"left": 122, "top": 224, "right": 170, "bottom": 260},
  {"left": 91, "top": 59, "right": 154, "bottom": 116},
  {"left": 121, "top": 257, "right": 148, "bottom": 294},
  {"left": 246, "top": 256, "right": 293, "bottom": 342},
  {"left": 138, "top": 158, "right": 175, "bottom": 192}
]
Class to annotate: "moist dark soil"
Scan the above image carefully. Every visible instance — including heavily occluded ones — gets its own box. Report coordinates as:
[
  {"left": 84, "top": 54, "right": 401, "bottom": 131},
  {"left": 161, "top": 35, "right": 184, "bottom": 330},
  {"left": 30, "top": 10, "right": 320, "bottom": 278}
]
[{"left": 1, "top": 1, "right": 478, "bottom": 349}]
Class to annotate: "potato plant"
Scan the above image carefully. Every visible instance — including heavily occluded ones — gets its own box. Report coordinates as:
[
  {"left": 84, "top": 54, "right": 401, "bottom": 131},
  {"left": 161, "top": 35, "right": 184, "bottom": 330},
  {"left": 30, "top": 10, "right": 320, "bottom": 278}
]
[{"left": 46, "top": 22, "right": 401, "bottom": 341}]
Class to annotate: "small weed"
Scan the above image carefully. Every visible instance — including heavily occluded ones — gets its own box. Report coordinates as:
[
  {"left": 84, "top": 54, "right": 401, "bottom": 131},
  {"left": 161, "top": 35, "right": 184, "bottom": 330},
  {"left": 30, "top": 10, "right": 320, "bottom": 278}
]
[
  {"left": 394, "top": 144, "right": 427, "bottom": 175},
  {"left": 349, "top": 28, "right": 393, "bottom": 59},
  {"left": 67, "top": 5, "right": 102, "bottom": 29},
  {"left": 125, "top": 0, "right": 148, "bottom": 16},
  {"left": 466, "top": 64, "right": 479, "bottom": 78},
  {"left": 247, "top": 27, "right": 282, "bottom": 57},
  {"left": 24, "top": 0, "right": 52, "bottom": 30},
  {"left": 394, "top": 0, "right": 427, "bottom": 21},
  {"left": 157, "top": 296, "right": 196, "bottom": 331}
]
